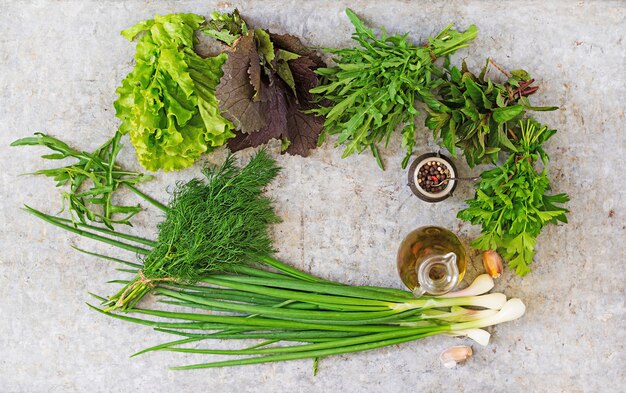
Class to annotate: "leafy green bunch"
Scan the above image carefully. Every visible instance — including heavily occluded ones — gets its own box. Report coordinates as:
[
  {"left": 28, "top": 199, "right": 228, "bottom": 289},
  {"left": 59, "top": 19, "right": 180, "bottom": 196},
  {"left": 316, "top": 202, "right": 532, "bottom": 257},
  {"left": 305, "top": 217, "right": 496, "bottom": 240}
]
[
  {"left": 12, "top": 132, "right": 151, "bottom": 228},
  {"left": 202, "top": 9, "right": 248, "bottom": 46},
  {"left": 115, "top": 13, "right": 234, "bottom": 172},
  {"left": 142, "top": 151, "right": 281, "bottom": 281},
  {"left": 311, "top": 9, "right": 478, "bottom": 169},
  {"left": 203, "top": 11, "right": 325, "bottom": 156},
  {"left": 26, "top": 155, "right": 528, "bottom": 372},
  {"left": 425, "top": 59, "right": 558, "bottom": 168},
  {"left": 457, "top": 119, "right": 569, "bottom": 276},
  {"left": 102, "top": 150, "right": 282, "bottom": 310}
]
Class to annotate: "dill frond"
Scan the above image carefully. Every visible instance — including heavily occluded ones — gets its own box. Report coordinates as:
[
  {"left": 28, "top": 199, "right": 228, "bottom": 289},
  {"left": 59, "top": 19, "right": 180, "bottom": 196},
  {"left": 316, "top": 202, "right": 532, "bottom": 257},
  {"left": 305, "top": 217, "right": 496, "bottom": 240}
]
[{"left": 142, "top": 150, "right": 281, "bottom": 281}]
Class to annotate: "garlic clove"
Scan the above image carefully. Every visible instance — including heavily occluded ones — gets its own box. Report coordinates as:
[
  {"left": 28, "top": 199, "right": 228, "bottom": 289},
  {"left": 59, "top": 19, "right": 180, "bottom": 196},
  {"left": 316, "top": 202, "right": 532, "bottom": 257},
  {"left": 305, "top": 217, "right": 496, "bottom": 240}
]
[
  {"left": 440, "top": 345, "right": 473, "bottom": 368},
  {"left": 442, "top": 359, "right": 458, "bottom": 369},
  {"left": 483, "top": 250, "right": 503, "bottom": 278}
]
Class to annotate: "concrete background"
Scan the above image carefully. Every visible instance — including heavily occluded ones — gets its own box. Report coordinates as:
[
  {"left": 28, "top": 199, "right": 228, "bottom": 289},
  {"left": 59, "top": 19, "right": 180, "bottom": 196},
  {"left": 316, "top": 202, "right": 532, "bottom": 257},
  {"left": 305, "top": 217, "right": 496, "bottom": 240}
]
[{"left": 1, "top": 0, "right": 624, "bottom": 392}]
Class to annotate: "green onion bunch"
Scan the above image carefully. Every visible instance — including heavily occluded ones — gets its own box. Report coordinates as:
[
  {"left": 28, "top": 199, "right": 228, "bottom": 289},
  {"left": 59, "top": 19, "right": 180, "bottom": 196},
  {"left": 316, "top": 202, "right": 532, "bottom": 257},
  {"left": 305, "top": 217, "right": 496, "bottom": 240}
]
[
  {"left": 90, "top": 265, "right": 523, "bottom": 370},
  {"left": 26, "top": 152, "right": 525, "bottom": 371}
]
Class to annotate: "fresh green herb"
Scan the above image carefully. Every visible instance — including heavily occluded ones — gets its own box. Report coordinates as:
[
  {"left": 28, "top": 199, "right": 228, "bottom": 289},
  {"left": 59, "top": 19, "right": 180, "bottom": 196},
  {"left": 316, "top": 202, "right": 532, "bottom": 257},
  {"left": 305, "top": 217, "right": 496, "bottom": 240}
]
[
  {"left": 423, "top": 60, "right": 568, "bottom": 276},
  {"left": 115, "top": 13, "right": 234, "bottom": 171},
  {"left": 92, "top": 276, "right": 524, "bottom": 371},
  {"left": 311, "top": 9, "right": 478, "bottom": 169},
  {"left": 105, "top": 150, "right": 282, "bottom": 310},
  {"left": 206, "top": 11, "right": 325, "bottom": 156},
  {"left": 424, "top": 59, "right": 558, "bottom": 167},
  {"left": 457, "top": 119, "right": 569, "bottom": 276},
  {"left": 12, "top": 132, "right": 152, "bottom": 228},
  {"left": 141, "top": 151, "right": 281, "bottom": 281}
]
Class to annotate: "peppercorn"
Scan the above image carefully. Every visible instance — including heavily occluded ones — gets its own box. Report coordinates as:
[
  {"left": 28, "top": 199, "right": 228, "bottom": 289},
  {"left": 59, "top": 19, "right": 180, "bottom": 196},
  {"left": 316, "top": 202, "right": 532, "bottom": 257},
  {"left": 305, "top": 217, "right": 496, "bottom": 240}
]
[{"left": 417, "top": 160, "right": 453, "bottom": 194}]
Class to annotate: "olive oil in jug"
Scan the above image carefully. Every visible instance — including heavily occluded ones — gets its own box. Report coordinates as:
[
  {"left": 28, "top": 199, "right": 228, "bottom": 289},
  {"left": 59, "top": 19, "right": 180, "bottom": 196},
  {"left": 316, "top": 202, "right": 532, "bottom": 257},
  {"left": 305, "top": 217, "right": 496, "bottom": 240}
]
[{"left": 397, "top": 226, "right": 467, "bottom": 296}]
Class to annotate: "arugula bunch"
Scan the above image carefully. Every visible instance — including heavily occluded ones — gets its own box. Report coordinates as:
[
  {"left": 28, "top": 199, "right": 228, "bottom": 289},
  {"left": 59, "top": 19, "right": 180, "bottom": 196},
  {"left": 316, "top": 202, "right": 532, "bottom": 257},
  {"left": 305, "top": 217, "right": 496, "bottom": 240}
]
[
  {"left": 457, "top": 119, "right": 569, "bottom": 276},
  {"left": 115, "top": 13, "right": 234, "bottom": 172},
  {"left": 311, "top": 9, "right": 478, "bottom": 169},
  {"left": 425, "top": 59, "right": 558, "bottom": 167},
  {"left": 204, "top": 11, "right": 325, "bottom": 156}
]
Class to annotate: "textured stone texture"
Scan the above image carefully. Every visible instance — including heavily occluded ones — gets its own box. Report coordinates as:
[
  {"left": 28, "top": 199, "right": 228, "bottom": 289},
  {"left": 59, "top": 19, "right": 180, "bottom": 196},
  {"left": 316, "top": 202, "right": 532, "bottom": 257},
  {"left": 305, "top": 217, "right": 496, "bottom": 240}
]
[{"left": 0, "top": 1, "right": 624, "bottom": 392}]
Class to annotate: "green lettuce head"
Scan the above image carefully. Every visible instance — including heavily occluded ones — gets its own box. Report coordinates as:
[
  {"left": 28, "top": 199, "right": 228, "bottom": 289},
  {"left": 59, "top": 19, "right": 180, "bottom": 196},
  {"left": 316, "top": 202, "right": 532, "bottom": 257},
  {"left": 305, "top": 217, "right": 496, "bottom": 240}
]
[{"left": 114, "top": 13, "right": 234, "bottom": 171}]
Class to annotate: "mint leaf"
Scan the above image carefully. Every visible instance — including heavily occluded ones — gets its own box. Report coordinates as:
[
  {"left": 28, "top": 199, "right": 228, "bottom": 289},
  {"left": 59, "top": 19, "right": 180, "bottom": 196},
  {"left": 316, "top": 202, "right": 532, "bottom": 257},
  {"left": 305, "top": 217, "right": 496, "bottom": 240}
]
[
  {"left": 492, "top": 105, "right": 523, "bottom": 124},
  {"left": 425, "top": 60, "right": 556, "bottom": 168}
]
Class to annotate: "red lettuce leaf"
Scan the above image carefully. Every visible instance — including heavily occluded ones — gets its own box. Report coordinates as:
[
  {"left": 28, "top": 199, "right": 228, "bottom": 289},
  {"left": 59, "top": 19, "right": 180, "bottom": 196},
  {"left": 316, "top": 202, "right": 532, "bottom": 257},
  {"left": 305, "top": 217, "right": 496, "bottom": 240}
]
[
  {"left": 220, "top": 30, "right": 325, "bottom": 156},
  {"left": 269, "top": 33, "right": 324, "bottom": 67},
  {"left": 288, "top": 56, "right": 319, "bottom": 108},
  {"left": 216, "top": 34, "right": 265, "bottom": 133},
  {"left": 284, "top": 96, "right": 324, "bottom": 156},
  {"left": 227, "top": 76, "right": 288, "bottom": 151}
]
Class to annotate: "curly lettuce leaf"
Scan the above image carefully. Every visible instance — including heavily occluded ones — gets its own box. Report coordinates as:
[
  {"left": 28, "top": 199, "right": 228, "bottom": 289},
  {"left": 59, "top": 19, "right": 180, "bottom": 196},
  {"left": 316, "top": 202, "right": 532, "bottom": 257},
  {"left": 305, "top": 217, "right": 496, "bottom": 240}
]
[
  {"left": 190, "top": 53, "right": 236, "bottom": 147},
  {"left": 115, "top": 13, "right": 233, "bottom": 172}
]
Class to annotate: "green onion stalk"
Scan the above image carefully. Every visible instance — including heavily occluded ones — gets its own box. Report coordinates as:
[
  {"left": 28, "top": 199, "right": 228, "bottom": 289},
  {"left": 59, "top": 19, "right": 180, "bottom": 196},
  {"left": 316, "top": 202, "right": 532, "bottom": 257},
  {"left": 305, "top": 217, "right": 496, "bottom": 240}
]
[
  {"left": 84, "top": 268, "right": 524, "bottom": 370},
  {"left": 24, "top": 152, "right": 526, "bottom": 370}
]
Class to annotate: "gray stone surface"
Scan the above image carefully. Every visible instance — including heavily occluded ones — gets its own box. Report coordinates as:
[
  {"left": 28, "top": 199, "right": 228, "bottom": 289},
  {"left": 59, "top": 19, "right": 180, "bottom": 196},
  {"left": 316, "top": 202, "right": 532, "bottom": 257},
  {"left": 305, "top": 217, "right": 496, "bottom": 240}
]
[{"left": 1, "top": 0, "right": 625, "bottom": 392}]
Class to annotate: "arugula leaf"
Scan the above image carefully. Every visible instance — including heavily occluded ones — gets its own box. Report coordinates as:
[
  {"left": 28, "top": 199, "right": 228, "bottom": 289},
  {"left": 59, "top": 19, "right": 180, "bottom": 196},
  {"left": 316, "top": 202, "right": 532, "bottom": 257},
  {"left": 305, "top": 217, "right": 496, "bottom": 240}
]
[
  {"left": 115, "top": 13, "right": 234, "bottom": 172},
  {"left": 310, "top": 8, "right": 477, "bottom": 169},
  {"left": 457, "top": 119, "right": 569, "bottom": 276}
]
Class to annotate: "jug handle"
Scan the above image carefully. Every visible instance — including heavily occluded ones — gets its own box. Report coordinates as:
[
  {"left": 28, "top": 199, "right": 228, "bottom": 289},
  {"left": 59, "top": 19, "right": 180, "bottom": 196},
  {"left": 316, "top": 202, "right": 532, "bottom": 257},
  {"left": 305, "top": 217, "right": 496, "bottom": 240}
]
[{"left": 412, "top": 252, "right": 459, "bottom": 297}]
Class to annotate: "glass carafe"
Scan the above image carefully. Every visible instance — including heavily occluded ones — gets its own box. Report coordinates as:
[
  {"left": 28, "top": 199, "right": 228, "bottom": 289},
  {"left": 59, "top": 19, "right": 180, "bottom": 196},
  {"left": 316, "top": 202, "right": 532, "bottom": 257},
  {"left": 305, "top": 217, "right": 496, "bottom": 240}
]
[{"left": 396, "top": 226, "right": 467, "bottom": 297}]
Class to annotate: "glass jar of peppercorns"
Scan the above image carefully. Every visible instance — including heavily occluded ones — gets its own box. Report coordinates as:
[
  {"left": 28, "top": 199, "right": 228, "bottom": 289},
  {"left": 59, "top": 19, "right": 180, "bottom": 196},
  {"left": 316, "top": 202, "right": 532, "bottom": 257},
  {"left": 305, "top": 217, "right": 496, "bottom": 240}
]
[{"left": 407, "top": 153, "right": 458, "bottom": 203}]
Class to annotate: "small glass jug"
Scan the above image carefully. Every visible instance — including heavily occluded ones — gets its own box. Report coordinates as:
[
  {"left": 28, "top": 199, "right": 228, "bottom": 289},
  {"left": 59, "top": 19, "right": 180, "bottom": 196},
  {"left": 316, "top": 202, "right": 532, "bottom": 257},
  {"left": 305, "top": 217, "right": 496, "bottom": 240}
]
[{"left": 396, "top": 226, "right": 467, "bottom": 297}]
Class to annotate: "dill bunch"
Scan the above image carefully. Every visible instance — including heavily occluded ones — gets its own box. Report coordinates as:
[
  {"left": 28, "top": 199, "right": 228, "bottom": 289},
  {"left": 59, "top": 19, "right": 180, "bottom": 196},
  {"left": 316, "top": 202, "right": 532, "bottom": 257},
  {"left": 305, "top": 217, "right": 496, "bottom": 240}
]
[
  {"left": 102, "top": 150, "right": 280, "bottom": 310},
  {"left": 143, "top": 151, "right": 280, "bottom": 282},
  {"left": 143, "top": 151, "right": 281, "bottom": 281}
]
